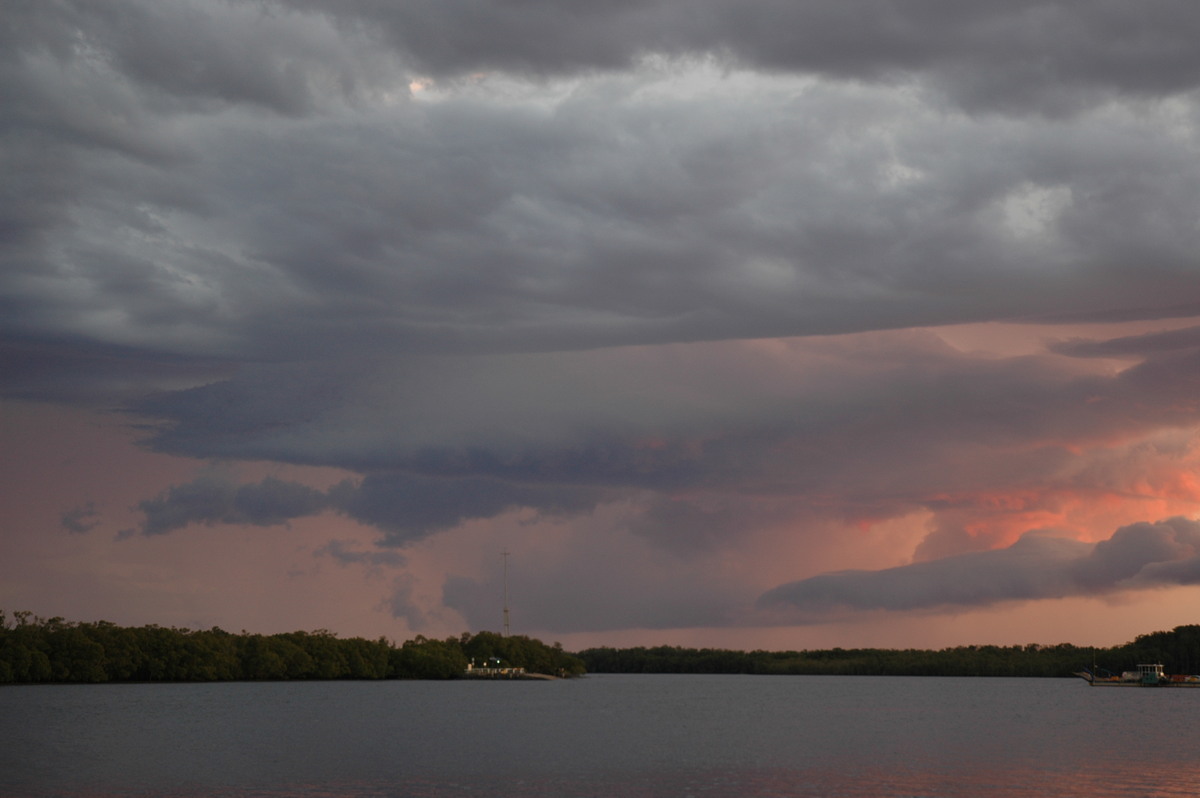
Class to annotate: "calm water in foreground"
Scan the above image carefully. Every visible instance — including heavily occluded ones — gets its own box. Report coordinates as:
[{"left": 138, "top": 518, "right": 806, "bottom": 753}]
[{"left": 3, "top": 673, "right": 1199, "bottom": 797}]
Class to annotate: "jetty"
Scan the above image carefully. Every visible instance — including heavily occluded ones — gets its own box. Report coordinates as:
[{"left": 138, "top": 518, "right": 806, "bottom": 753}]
[
  {"left": 462, "top": 665, "right": 558, "bottom": 680},
  {"left": 462, "top": 659, "right": 559, "bottom": 680},
  {"left": 462, "top": 663, "right": 526, "bottom": 679}
]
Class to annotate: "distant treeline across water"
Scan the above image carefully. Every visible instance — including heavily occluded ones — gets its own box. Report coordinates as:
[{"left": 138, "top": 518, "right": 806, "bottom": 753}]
[
  {"left": 4, "top": 609, "right": 1199, "bottom": 683},
  {"left": 576, "top": 625, "right": 1200, "bottom": 678},
  {"left": 0, "top": 610, "right": 583, "bottom": 683}
]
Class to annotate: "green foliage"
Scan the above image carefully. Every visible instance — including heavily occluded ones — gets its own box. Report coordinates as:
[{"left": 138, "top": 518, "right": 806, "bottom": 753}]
[
  {"left": 391, "top": 635, "right": 468, "bottom": 679},
  {"left": 0, "top": 611, "right": 584, "bottom": 683}
]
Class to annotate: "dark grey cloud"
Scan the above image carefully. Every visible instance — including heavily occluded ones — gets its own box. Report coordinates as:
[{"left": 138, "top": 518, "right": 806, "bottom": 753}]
[
  {"left": 290, "top": 1, "right": 1200, "bottom": 113},
  {"left": 131, "top": 333, "right": 1200, "bottom": 495},
  {"left": 0, "top": 339, "right": 232, "bottom": 404},
  {"left": 5, "top": 0, "right": 1200, "bottom": 408},
  {"left": 60, "top": 502, "right": 100, "bottom": 535},
  {"left": 130, "top": 469, "right": 608, "bottom": 545},
  {"left": 24, "top": 0, "right": 1191, "bottom": 119},
  {"left": 315, "top": 540, "right": 406, "bottom": 568},
  {"left": 1050, "top": 325, "right": 1200, "bottom": 358},
  {"left": 331, "top": 473, "right": 610, "bottom": 546},
  {"left": 2, "top": 0, "right": 400, "bottom": 116},
  {"left": 759, "top": 517, "right": 1200, "bottom": 613},
  {"left": 136, "top": 473, "right": 330, "bottom": 536}
]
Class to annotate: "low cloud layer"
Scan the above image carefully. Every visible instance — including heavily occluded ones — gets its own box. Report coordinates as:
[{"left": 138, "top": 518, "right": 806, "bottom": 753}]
[
  {"left": 60, "top": 502, "right": 101, "bottom": 535},
  {"left": 127, "top": 333, "right": 1200, "bottom": 553},
  {"left": 315, "top": 540, "right": 406, "bottom": 569},
  {"left": 759, "top": 518, "right": 1200, "bottom": 614},
  {"left": 126, "top": 471, "right": 609, "bottom": 546},
  {"left": 135, "top": 474, "right": 330, "bottom": 537},
  {"left": 112, "top": 326, "right": 1200, "bottom": 631}
]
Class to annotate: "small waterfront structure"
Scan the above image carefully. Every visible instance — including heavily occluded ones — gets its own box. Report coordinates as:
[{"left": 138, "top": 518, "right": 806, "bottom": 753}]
[{"left": 463, "top": 657, "right": 526, "bottom": 679}]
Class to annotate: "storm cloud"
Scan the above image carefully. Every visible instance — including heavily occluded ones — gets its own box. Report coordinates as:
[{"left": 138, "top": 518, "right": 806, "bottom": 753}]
[
  {"left": 6, "top": 1, "right": 1200, "bottom": 640},
  {"left": 7, "top": 0, "right": 1200, "bottom": 389}
]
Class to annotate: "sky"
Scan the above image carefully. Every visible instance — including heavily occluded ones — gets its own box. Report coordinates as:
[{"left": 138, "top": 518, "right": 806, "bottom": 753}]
[{"left": 4, "top": 0, "right": 1200, "bottom": 652}]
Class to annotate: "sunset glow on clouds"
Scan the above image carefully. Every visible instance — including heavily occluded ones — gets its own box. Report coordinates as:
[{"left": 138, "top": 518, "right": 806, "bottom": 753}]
[{"left": 4, "top": 1, "right": 1200, "bottom": 650}]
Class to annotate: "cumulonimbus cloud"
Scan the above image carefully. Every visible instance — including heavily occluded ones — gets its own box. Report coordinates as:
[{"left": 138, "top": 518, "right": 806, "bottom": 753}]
[
  {"left": 13, "top": 1, "right": 1200, "bottom": 637},
  {"left": 758, "top": 517, "right": 1200, "bottom": 614}
]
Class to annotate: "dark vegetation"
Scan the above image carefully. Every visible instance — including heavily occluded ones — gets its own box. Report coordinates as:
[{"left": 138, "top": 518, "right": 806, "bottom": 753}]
[
  {"left": 0, "top": 610, "right": 584, "bottom": 683},
  {"left": 6, "top": 608, "right": 1200, "bottom": 683},
  {"left": 579, "top": 625, "right": 1200, "bottom": 678}
]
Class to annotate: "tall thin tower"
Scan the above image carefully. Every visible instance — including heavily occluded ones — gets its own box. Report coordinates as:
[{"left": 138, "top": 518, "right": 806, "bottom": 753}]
[{"left": 501, "top": 549, "right": 511, "bottom": 638}]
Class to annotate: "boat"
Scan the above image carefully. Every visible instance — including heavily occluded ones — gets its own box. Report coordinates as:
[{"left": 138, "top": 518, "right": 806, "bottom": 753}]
[{"left": 1074, "top": 663, "right": 1200, "bottom": 687}]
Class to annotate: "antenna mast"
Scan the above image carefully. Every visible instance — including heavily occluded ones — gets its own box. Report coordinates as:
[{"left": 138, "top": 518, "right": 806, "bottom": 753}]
[{"left": 501, "top": 549, "right": 511, "bottom": 638}]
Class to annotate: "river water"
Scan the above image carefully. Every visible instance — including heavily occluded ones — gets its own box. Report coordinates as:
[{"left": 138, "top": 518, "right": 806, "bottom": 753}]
[{"left": 3, "top": 673, "right": 1198, "bottom": 797}]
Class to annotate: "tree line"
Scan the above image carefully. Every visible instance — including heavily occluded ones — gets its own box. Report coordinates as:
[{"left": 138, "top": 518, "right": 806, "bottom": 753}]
[
  {"left": 577, "top": 624, "right": 1200, "bottom": 678},
  {"left": 0, "top": 610, "right": 585, "bottom": 683},
  {"left": 7, "top": 608, "right": 1198, "bottom": 683}
]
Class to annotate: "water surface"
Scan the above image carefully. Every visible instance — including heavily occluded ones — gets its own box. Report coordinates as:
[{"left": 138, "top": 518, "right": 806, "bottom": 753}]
[{"left": 4, "top": 674, "right": 1198, "bottom": 796}]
